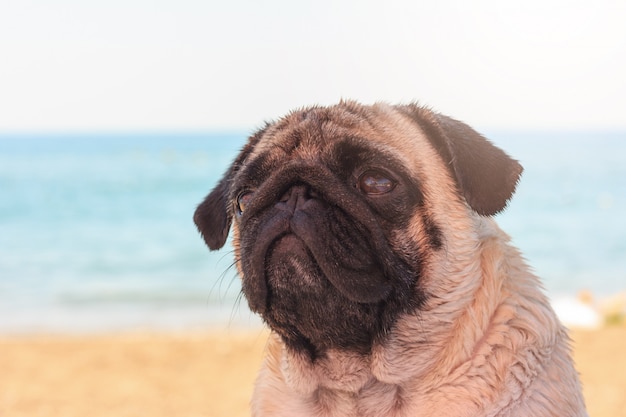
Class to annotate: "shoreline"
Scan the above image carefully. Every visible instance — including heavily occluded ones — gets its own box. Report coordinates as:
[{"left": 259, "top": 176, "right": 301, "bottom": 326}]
[
  {"left": 1, "top": 326, "right": 625, "bottom": 417},
  {"left": 1, "top": 289, "right": 622, "bottom": 335}
]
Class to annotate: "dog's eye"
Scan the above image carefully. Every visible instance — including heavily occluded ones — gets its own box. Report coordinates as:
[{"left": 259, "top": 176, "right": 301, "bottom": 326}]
[
  {"left": 236, "top": 191, "right": 254, "bottom": 215},
  {"left": 358, "top": 171, "right": 396, "bottom": 195}
]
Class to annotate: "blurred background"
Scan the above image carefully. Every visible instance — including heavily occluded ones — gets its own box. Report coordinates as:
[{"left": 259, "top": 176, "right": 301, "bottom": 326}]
[{"left": 1, "top": 0, "right": 625, "bottom": 334}]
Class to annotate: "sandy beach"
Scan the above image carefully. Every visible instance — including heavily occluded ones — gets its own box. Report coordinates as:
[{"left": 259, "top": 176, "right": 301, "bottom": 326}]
[{"left": 1, "top": 326, "right": 625, "bottom": 417}]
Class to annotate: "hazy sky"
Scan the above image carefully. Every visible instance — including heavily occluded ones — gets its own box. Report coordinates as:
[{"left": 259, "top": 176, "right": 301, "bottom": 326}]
[{"left": 1, "top": 0, "right": 625, "bottom": 132}]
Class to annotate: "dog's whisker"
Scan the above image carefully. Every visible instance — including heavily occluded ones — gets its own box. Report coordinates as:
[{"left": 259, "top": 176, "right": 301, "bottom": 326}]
[{"left": 228, "top": 291, "right": 247, "bottom": 328}]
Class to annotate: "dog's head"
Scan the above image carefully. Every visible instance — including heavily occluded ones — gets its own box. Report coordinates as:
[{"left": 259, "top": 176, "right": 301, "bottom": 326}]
[{"left": 194, "top": 101, "right": 522, "bottom": 356}]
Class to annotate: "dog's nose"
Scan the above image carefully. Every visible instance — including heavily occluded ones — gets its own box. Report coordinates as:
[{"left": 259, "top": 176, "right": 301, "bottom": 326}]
[{"left": 276, "top": 184, "right": 316, "bottom": 212}]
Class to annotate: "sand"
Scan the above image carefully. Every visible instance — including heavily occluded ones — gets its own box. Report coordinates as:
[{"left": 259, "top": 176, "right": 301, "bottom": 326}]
[{"left": 1, "top": 327, "right": 625, "bottom": 417}]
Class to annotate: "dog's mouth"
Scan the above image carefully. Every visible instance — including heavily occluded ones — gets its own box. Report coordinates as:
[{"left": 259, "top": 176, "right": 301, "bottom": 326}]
[
  {"left": 236, "top": 192, "right": 400, "bottom": 354},
  {"left": 256, "top": 227, "right": 394, "bottom": 354},
  {"left": 265, "top": 230, "right": 391, "bottom": 301},
  {"left": 240, "top": 196, "right": 393, "bottom": 316}
]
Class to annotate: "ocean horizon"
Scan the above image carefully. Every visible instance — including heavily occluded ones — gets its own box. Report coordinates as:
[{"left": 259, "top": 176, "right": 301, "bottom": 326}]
[{"left": 0, "top": 130, "right": 624, "bottom": 333}]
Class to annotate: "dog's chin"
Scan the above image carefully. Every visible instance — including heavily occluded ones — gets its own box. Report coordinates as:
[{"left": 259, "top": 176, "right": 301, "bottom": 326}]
[{"left": 246, "top": 234, "right": 388, "bottom": 355}]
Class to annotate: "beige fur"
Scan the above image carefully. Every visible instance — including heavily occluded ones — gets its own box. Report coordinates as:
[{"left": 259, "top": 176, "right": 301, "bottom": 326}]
[{"left": 199, "top": 102, "right": 588, "bottom": 416}]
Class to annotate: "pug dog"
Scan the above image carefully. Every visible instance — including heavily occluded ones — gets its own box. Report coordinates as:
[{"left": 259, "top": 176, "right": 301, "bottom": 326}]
[{"left": 194, "top": 101, "right": 587, "bottom": 416}]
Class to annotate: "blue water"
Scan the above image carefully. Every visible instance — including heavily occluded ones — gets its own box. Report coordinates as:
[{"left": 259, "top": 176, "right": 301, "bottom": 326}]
[{"left": 0, "top": 131, "right": 624, "bottom": 333}]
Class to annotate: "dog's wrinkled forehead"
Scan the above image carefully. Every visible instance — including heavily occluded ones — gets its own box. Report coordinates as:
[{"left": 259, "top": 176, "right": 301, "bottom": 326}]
[
  {"left": 233, "top": 105, "right": 421, "bottom": 188},
  {"left": 237, "top": 104, "right": 437, "bottom": 183}
]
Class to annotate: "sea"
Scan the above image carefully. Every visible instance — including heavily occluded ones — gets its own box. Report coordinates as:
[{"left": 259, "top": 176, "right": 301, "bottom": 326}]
[{"left": 0, "top": 131, "right": 624, "bottom": 334}]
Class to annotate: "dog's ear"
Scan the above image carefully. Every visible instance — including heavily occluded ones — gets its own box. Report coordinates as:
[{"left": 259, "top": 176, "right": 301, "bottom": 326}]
[
  {"left": 193, "top": 173, "right": 233, "bottom": 250},
  {"left": 193, "top": 126, "right": 269, "bottom": 250},
  {"left": 399, "top": 104, "right": 523, "bottom": 216}
]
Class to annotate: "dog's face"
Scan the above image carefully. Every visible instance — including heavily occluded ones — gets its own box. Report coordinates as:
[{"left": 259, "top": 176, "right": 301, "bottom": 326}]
[{"left": 194, "top": 102, "right": 522, "bottom": 357}]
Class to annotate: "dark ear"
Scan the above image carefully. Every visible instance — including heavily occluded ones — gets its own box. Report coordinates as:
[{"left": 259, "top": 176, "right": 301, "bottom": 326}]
[
  {"left": 193, "top": 125, "right": 269, "bottom": 250},
  {"left": 193, "top": 174, "right": 233, "bottom": 250},
  {"left": 399, "top": 105, "right": 523, "bottom": 216}
]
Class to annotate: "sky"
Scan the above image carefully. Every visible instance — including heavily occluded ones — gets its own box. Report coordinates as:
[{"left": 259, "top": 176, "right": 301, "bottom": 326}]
[{"left": 1, "top": 0, "right": 625, "bottom": 132}]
